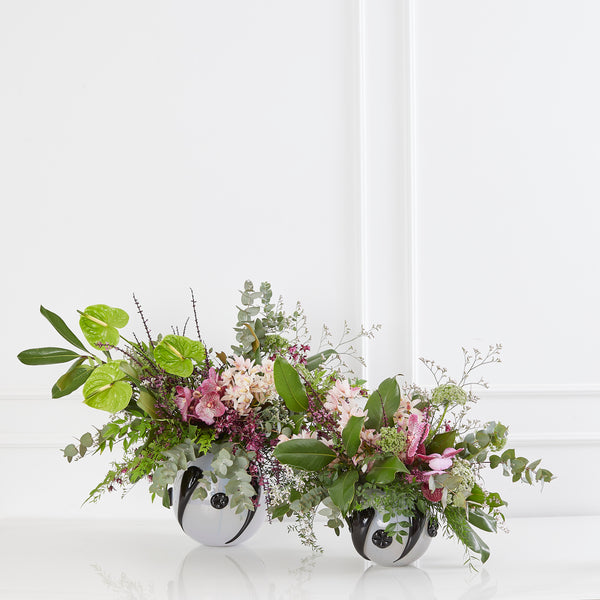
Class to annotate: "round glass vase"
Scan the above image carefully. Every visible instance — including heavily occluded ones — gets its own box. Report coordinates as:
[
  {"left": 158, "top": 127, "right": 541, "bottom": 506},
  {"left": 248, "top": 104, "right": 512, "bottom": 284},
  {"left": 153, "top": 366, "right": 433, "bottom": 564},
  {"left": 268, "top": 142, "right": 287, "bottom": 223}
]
[
  {"left": 348, "top": 507, "right": 438, "bottom": 567},
  {"left": 169, "top": 453, "right": 266, "bottom": 546}
]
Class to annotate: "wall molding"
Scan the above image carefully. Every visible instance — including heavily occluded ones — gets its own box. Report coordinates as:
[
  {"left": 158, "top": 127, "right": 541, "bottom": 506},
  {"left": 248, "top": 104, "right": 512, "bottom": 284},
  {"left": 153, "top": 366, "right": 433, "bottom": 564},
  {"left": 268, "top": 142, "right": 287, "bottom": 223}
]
[
  {"left": 479, "top": 385, "right": 600, "bottom": 398},
  {"left": 357, "top": 0, "right": 416, "bottom": 386}
]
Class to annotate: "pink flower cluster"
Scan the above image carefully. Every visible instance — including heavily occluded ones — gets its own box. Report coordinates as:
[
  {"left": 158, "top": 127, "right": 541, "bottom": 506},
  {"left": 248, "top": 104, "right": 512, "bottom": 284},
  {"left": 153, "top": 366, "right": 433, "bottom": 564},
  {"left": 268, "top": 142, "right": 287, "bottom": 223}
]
[
  {"left": 174, "top": 356, "right": 277, "bottom": 427},
  {"left": 220, "top": 356, "right": 276, "bottom": 415},
  {"left": 323, "top": 380, "right": 366, "bottom": 429},
  {"left": 175, "top": 368, "right": 226, "bottom": 425}
]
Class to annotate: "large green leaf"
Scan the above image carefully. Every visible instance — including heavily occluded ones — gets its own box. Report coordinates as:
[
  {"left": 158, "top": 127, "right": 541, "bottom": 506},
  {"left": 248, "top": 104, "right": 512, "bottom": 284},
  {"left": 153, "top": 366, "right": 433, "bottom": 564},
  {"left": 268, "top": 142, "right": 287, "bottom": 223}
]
[
  {"left": 79, "top": 304, "right": 129, "bottom": 348},
  {"left": 342, "top": 416, "right": 365, "bottom": 458},
  {"left": 467, "top": 506, "right": 497, "bottom": 533},
  {"left": 153, "top": 335, "right": 205, "bottom": 377},
  {"left": 427, "top": 430, "right": 457, "bottom": 455},
  {"left": 273, "top": 439, "right": 337, "bottom": 471},
  {"left": 40, "top": 305, "right": 88, "bottom": 352},
  {"left": 365, "top": 456, "right": 409, "bottom": 485},
  {"left": 305, "top": 349, "right": 337, "bottom": 371},
  {"left": 328, "top": 470, "right": 359, "bottom": 513},
  {"left": 463, "top": 522, "right": 491, "bottom": 563},
  {"left": 83, "top": 361, "right": 132, "bottom": 413},
  {"left": 52, "top": 360, "right": 94, "bottom": 398},
  {"left": 17, "top": 347, "right": 81, "bottom": 365},
  {"left": 273, "top": 357, "right": 309, "bottom": 412},
  {"left": 364, "top": 377, "right": 401, "bottom": 429},
  {"left": 136, "top": 389, "right": 158, "bottom": 418}
]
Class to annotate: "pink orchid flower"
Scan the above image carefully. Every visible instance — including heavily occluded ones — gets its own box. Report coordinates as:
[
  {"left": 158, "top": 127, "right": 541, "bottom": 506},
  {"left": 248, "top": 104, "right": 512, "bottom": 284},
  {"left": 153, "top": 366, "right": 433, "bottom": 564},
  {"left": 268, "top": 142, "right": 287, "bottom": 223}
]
[
  {"left": 416, "top": 447, "right": 463, "bottom": 473},
  {"left": 199, "top": 368, "right": 222, "bottom": 398},
  {"left": 194, "top": 393, "right": 227, "bottom": 425},
  {"left": 175, "top": 386, "right": 193, "bottom": 422}
]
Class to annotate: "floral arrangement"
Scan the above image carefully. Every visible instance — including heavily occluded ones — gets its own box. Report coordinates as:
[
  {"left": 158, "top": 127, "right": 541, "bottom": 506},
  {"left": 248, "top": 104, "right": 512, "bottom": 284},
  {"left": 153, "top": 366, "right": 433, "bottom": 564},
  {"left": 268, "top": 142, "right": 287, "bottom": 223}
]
[
  {"left": 17, "top": 281, "right": 372, "bottom": 515},
  {"left": 18, "top": 280, "right": 553, "bottom": 565},
  {"left": 270, "top": 346, "right": 555, "bottom": 564}
]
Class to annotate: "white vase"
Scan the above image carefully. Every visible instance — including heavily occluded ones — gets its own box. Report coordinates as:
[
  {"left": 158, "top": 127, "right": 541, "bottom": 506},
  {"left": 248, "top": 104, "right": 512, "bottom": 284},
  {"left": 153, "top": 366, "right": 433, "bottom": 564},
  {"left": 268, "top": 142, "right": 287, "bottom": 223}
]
[
  {"left": 348, "top": 507, "right": 437, "bottom": 567},
  {"left": 169, "top": 453, "right": 266, "bottom": 546}
]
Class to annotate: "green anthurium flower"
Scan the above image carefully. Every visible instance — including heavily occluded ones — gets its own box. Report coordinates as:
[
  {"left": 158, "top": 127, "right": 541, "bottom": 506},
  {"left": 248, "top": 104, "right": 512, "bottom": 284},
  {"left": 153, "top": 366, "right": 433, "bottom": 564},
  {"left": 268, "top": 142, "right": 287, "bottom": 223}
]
[
  {"left": 154, "top": 335, "right": 206, "bottom": 377},
  {"left": 83, "top": 361, "right": 132, "bottom": 413},
  {"left": 79, "top": 304, "right": 129, "bottom": 349}
]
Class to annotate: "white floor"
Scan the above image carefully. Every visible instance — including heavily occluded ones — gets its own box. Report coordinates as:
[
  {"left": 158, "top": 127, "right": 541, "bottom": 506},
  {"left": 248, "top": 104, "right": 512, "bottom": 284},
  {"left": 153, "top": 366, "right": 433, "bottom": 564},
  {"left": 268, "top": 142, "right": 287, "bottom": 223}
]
[{"left": 1, "top": 516, "right": 599, "bottom": 599}]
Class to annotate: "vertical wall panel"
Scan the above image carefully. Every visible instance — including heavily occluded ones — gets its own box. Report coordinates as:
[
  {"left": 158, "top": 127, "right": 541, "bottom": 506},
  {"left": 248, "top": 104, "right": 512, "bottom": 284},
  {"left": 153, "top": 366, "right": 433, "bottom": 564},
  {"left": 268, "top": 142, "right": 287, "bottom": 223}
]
[{"left": 413, "top": 0, "right": 600, "bottom": 515}]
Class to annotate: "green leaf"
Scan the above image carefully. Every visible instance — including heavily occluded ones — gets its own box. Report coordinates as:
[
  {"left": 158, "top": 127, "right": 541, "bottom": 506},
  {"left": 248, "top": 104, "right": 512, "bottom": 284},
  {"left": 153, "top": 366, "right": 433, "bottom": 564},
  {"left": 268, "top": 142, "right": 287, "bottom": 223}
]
[
  {"left": 273, "top": 357, "right": 309, "bottom": 412},
  {"left": 342, "top": 416, "right": 364, "bottom": 458},
  {"left": 467, "top": 484, "right": 486, "bottom": 505},
  {"left": 270, "top": 504, "right": 290, "bottom": 520},
  {"left": 476, "top": 431, "right": 490, "bottom": 447},
  {"left": 305, "top": 349, "right": 337, "bottom": 371},
  {"left": 365, "top": 456, "right": 409, "bottom": 485},
  {"left": 154, "top": 335, "right": 206, "bottom": 377},
  {"left": 52, "top": 361, "right": 94, "bottom": 398},
  {"left": 427, "top": 430, "right": 457, "bottom": 455},
  {"left": 467, "top": 506, "right": 497, "bottom": 532},
  {"left": 80, "top": 432, "right": 93, "bottom": 447},
  {"left": 461, "top": 520, "right": 491, "bottom": 563},
  {"left": 528, "top": 458, "right": 542, "bottom": 471},
  {"left": 501, "top": 448, "right": 515, "bottom": 461},
  {"left": 17, "top": 347, "right": 81, "bottom": 365},
  {"left": 79, "top": 304, "right": 129, "bottom": 348},
  {"left": 328, "top": 470, "right": 359, "bottom": 513},
  {"left": 62, "top": 444, "right": 79, "bottom": 462},
  {"left": 495, "top": 423, "right": 508, "bottom": 437},
  {"left": 489, "top": 455, "right": 501, "bottom": 469},
  {"left": 511, "top": 457, "right": 528, "bottom": 471},
  {"left": 136, "top": 390, "right": 158, "bottom": 418},
  {"left": 39, "top": 305, "right": 88, "bottom": 352},
  {"left": 476, "top": 450, "right": 488, "bottom": 462},
  {"left": 364, "top": 377, "right": 401, "bottom": 429},
  {"left": 83, "top": 361, "right": 132, "bottom": 413},
  {"left": 273, "top": 439, "right": 337, "bottom": 471}
]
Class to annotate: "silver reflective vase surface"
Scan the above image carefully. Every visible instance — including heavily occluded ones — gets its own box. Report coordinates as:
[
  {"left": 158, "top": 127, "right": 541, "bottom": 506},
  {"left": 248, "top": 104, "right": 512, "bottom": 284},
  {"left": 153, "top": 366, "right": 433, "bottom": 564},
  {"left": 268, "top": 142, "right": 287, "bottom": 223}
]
[
  {"left": 170, "top": 453, "right": 266, "bottom": 546},
  {"left": 348, "top": 507, "right": 437, "bottom": 567}
]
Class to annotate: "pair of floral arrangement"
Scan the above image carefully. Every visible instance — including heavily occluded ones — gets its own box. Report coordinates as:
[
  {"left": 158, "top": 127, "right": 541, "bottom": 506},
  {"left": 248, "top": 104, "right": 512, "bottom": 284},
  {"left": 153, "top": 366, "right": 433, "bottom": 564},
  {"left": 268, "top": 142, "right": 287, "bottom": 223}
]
[{"left": 18, "top": 281, "right": 553, "bottom": 565}]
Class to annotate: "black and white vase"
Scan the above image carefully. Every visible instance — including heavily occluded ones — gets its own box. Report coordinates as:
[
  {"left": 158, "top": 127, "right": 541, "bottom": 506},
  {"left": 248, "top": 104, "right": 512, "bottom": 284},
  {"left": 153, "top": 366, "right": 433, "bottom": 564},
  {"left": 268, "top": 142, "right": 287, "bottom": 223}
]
[
  {"left": 348, "top": 507, "right": 437, "bottom": 567},
  {"left": 169, "top": 453, "right": 266, "bottom": 546}
]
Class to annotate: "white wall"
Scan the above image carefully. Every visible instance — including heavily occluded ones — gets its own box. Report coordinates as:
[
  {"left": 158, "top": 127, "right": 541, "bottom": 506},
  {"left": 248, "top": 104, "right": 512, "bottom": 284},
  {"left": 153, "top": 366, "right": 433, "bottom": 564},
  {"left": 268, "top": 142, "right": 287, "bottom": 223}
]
[
  {"left": 0, "top": 0, "right": 370, "bottom": 519},
  {"left": 1, "top": 1, "right": 596, "bottom": 520},
  {"left": 413, "top": 0, "right": 600, "bottom": 515}
]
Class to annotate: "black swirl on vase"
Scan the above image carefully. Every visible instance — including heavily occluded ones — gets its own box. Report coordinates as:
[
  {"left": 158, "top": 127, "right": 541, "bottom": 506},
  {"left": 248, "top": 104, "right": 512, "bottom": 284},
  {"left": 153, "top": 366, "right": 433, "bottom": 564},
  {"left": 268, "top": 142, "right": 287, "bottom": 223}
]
[
  {"left": 170, "top": 454, "right": 266, "bottom": 547},
  {"left": 225, "top": 477, "right": 262, "bottom": 544},
  {"left": 349, "top": 508, "right": 436, "bottom": 567},
  {"left": 177, "top": 466, "right": 204, "bottom": 528}
]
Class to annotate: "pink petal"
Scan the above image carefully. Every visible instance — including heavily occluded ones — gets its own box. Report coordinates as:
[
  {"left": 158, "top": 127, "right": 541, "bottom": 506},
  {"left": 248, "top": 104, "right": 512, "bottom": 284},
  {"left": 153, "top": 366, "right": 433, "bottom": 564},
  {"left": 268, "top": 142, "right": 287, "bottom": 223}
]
[
  {"left": 429, "top": 457, "right": 453, "bottom": 470},
  {"left": 442, "top": 447, "right": 463, "bottom": 458},
  {"left": 194, "top": 404, "right": 216, "bottom": 425},
  {"left": 416, "top": 452, "right": 442, "bottom": 462}
]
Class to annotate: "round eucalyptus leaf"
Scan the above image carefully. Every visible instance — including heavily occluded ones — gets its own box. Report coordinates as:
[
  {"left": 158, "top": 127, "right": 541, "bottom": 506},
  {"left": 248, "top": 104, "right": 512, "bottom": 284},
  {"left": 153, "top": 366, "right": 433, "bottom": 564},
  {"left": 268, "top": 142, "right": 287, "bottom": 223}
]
[
  {"left": 83, "top": 361, "right": 132, "bottom": 413},
  {"left": 79, "top": 304, "right": 129, "bottom": 348}
]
